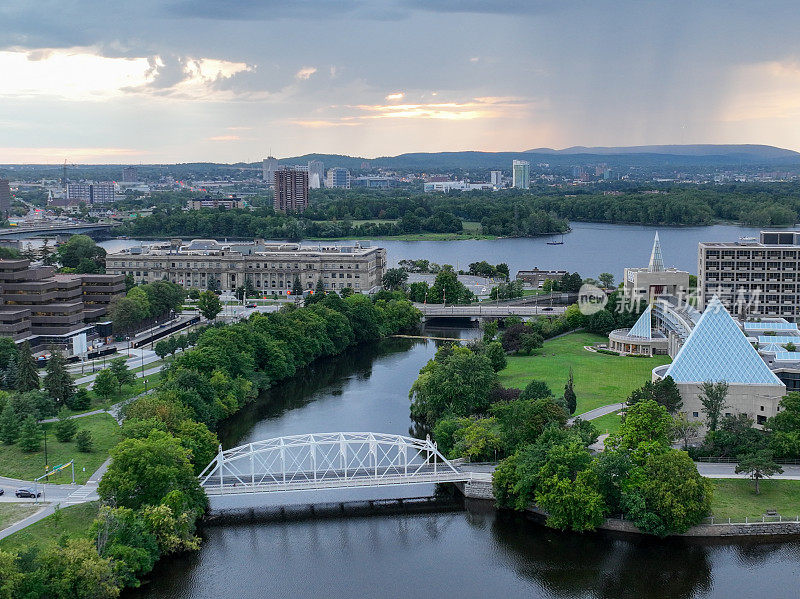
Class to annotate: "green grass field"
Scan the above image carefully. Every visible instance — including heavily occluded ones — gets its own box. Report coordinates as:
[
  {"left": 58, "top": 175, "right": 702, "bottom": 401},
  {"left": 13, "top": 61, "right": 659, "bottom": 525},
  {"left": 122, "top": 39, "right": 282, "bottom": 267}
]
[
  {"left": 0, "top": 502, "right": 100, "bottom": 551},
  {"left": 710, "top": 479, "right": 800, "bottom": 520},
  {"left": 498, "top": 332, "right": 671, "bottom": 414},
  {"left": 0, "top": 414, "right": 120, "bottom": 484},
  {"left": 588, "top": 410, "right": 623, "bottom": 435},
  {"left": 0, "top": 503, "right": 40, "bottom": 532}
]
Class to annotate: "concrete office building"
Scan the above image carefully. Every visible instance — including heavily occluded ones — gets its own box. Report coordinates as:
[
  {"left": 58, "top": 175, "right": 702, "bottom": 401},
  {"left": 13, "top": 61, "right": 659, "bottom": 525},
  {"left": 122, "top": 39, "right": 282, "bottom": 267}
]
[
  {"left": 122, "top": 166, "right": 138, "bottom": 182},
  {"left": 698, "top": 231, "right": 800, "bottom": 320},
  {"left": 274, "top": 168, "right": 309, "bottom": 213},
  {"left": 308, "top": 160, "right": 324, "bottom": 189},
  {"left": 106, "top": 239, "right": 386, "bottom": 295},
  {"left": 515, "top": 268, "right": 567, "bottom": 288},
  {"left": 490, "top": 171, "right": 503, "bottom": 188},
  {"left": 66, "top": 183, "right": 116, "bottom": 205},
  {"left": 0, "top": 259, "right": 124, "bottom": 347},
  {"left": 624, "top": 233, "right": 690, "bottom": 302},
  {"left": 262, "top": 156, "right": 279, "bottom": 183},
  {"left": 187, "top": 196, "right": 246, "bottom": 210},
  {"left": 326, "top": 168, "right": 351, "bottom": 189},
  {"left": 512, "top": 160, "right": 530, "bottom": 189},
  {"left": 0, "top": 179, "right": 10, "bottom": 217}
]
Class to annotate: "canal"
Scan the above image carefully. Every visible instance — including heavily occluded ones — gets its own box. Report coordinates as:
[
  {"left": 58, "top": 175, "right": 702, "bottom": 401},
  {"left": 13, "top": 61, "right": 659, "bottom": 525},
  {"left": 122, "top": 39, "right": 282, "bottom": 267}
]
[{"left": 131, "top": 327, "right": 800, "bottom": 599}]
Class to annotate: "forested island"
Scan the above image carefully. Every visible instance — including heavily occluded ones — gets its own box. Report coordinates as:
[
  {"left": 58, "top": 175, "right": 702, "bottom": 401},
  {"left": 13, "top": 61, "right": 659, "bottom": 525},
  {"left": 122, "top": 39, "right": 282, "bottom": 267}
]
[{"left": 112, "top": 183, "right": 800, "bottom": 241}]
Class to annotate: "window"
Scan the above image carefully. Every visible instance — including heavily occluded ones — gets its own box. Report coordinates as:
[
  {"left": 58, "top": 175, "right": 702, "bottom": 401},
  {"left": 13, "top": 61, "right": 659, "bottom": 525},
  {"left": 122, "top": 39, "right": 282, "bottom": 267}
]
[
  {"left": 760, "top": 405, "right": 765, "bottom": 411},
  {"left": 692, "top": 412, "right": 699, "bottom": 418}
]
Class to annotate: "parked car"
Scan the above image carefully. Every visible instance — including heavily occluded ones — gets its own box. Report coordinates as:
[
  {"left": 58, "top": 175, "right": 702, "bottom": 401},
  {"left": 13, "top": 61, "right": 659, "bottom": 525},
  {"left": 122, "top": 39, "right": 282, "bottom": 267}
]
[
  {"left": 246, "top": 303, "right": 257, "bottom": 308},
  {"left": 541, "top": 307, "right": 554, "bottom": 311},
  {"left": 15, "top": 488, "right": 41, "bottom": 498},
  {"left": 0, "top": 488, "right": 4, "bottom": 496}
]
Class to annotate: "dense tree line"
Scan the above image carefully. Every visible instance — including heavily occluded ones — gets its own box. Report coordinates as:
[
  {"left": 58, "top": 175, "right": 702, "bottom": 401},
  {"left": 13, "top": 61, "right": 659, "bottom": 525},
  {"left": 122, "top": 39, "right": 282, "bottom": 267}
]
[
  {"left": 112, "top": 281, "right": 186, "bottom": 333},
  {"left": 0, "top": 293, "right": 422, "bottom": 597}
]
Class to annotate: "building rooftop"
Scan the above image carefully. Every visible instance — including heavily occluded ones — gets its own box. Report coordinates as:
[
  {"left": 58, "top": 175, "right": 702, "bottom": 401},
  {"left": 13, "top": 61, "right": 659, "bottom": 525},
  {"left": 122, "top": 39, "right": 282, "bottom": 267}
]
[
  {"left": 744, "top": 321, "right": 798, "bottom": 331},
  {"left": 666, "top": 296, "right": 783, "bottom": 385},
  {"left": 108, "top": 239, "right": 379, "bottom": 258},
  {"left": 757, "top": 336, "right": 800, "bottom": 344},
  {"left": 628, "top": 304, "right": 653, "bottom": 338}
]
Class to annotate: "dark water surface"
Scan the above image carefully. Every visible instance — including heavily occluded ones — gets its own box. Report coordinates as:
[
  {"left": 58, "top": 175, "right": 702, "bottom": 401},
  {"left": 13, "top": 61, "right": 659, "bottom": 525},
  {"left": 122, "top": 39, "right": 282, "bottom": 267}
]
[{"left": 131, "top": 327, "right": 800, "bottom": 599}]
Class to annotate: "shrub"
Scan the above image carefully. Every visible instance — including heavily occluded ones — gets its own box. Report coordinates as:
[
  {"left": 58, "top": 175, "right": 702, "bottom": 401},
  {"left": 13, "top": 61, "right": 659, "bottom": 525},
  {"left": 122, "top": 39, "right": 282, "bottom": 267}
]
[{"left": 75, "top": 429, "right": 94, "bottom": 452}]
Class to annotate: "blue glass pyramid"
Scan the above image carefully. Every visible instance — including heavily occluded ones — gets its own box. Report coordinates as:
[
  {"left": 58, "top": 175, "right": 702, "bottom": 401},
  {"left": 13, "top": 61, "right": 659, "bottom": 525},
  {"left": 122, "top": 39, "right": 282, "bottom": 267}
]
[
  {"left": 666, "top": 296, "right": 782, "bottom": 384},
  {"left": 628, "top": 304, "right": 652, "bottom": 339}
]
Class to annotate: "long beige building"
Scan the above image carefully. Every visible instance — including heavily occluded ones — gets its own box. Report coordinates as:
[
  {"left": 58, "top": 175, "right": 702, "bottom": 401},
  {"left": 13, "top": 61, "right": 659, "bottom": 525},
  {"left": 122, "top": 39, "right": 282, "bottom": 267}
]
[
  {"left": 105, "top": 239, "right": 386, "bottom": 295},
  {"left": 699, "top": 231, "right": 800, "bottom": 320}
]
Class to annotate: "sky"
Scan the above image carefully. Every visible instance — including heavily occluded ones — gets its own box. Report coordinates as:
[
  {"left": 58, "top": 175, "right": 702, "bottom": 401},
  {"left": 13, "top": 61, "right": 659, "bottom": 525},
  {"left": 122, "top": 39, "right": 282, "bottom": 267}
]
[{"left": 2, "top": 0, "right": 800, "bottom": 163}]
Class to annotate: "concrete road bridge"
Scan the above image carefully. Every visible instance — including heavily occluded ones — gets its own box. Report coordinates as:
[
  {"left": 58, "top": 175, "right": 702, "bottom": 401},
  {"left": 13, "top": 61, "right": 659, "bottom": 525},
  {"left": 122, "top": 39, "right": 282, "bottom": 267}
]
[
  {"left": 415, "top": 303, "right": 566, "bottom": 320},
  {"left": 199, "top": 432, "right": 491, "bottom": 498},
  {"left": 0, "top": 223, "right": 115, "bottom": 239}
]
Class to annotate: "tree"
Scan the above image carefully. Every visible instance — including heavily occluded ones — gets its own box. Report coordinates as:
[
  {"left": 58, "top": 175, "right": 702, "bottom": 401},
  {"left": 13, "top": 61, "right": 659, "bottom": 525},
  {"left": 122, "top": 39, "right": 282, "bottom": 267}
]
[
  {"left": 2, "top": 355, "right": 17, "bottom": 390},
  {"left": 482, "top": 320, "right": 498, "bottom": 342},
  {"left": 490, "top": 398, "right": 567, "bottom": 454},
  {"left": 124, "top": 273, "right": 136, "bottom": 292},
  {"left": 585, "top": 310, "right": 615, "bottom": 335},
  {"left": 99, "top": 430, "right": 206, "bottom": 511},
  {"left": 75, "top": 429, "right": 94, "bottom": 452},
  {"left": 109, "top": 356, "right": 135, "bottom": 392},
  {"left": 0, "top": 402, "right": 19, "bottom": 444},
  {"left": 314, "top": 277, "right": 326, "bottom": 297},
  {"left": 17, "top": 414, "right": 41, "bottom": 453},
  {"left": 606, "top": 399, "right": 672, "bottom": 453},
  {"left": 621, "top": 449, "right": 713, "bottom": 536},
  {"left": 197, "top": 290, "right": 222, "bottom": 321},
  {"left": 698, "top": 381, "right": 729, "bottom": 431},
  {"left": 37, "top": 538, "right": 120, "bottom": 599},
  {"left": 483, "top": 341, "right": 507, "bottom": 372},
  {"left": 43, "top": 347, "right": 74, "bottom": 405},
  {"left": 382, "top": 268, "right": 408, "bottom": 291},
  {"left": 767, "top": 393, "right": 800, "bottom": 459},
  {"left": 188, "top": 287, "right": 200, "bottom": 300},
  {"left": 55, "top": 234, "right": 106, "bottom": 272},
  {"left": 653, "top": 376, "right": 683, "bottom": 414},
  {"left": 672, "top": 412, "right": 702, "bottom": 449},
  {"left": 519, "top": 332, "right": 544, "bottom": 355},
  {"left": 735, "top": 450, "right": 783, "bottom": 494},
  {"left": 206, "top": 276, "right": 219, "bottom": 293},
  {"left": 292, "top": 275, "right": 303, "bottom": 296},
  {"left": 519, "top": 379, "right": 553, "bottom": 401},
  {"left": 0, "top": 548, "right": 23, "bottom": 598},
  {"left": 93, "top": 369, "right": 118, "bottom": 401},
  {"left": 54, "top": 407, "right": 77, "bottom": 442},
  {"left": 66, "top": 387, "right": 91, "bottom": 411},
  {"left": 599, "top": 272, "right": 615, "bottom": 289},
  {"left": 564, "top": 367, "right": 577, "bottom": 415},
  {"left": 16, "top": 342, "right": 39, "bottom": 392},
  {"left": 535, "top": 450, "right": 605, "bottom": 532},
  {"left": 154, "top": 339, "right": 171, "bottom": 359},
  {"left": 112, "top": 286, "right": 151, "bottom": 332}
]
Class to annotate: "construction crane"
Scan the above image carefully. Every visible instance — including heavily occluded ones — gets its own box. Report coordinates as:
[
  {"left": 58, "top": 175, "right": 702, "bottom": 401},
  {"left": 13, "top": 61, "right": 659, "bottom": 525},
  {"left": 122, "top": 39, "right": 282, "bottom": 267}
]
[{"left": 62, "top": 159, "right": 76, "bottom": 186}]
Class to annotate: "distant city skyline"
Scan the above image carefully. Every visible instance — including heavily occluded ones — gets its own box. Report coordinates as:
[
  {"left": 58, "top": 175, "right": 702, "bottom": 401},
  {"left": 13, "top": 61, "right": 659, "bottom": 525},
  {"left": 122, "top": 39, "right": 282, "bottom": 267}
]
[{"left": 3, "top": 1, "right": 800, "bottom": 163}]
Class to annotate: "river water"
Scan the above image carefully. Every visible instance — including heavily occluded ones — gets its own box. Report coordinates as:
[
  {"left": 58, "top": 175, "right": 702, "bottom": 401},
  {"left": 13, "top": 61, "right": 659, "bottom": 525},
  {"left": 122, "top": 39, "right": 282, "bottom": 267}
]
[
  {"left": 99, "top": 221, "right": 775, "bottom": 281},
  {"left": 129, "top": 328, "right": 800, "bottom": 599}
]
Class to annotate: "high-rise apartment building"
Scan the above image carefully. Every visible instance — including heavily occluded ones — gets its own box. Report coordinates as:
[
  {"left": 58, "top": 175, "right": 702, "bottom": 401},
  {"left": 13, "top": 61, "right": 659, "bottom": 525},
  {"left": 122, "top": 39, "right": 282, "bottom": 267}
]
[
  {"left": 262, "top": 156, "right": 279, "bottom": 183},
  {"left": 490, "top": 170, "right": 503, "bottom": 188},
  {"left": 512, "top": 160, "right": 530, "bottom": 189},
  {"left": 698, "top": 231, "right": 800, "bottom": 320},
  {"left": 0, "top": 179, "right": 11, "bottom": 217},
  {"left": 66, "top": 183, "right": 116, "bottom": 204},
  {"left": 122, "top": 166, "right": 138, "bottom": 182},
  {"left": 308, "top": 160, "right": 324, "bottom": 189},
  {"left": 326, "top": 168, "right": 351, "bottom": 189},
  {"left": 274, "top": 167, "right": 309, "bottom": 212}
]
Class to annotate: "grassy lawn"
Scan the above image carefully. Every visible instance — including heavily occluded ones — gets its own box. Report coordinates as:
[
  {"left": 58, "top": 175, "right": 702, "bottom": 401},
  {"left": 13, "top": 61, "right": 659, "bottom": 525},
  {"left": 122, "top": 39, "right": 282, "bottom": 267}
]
[
  {"left": 498, "top": 332, "right": 671, "bottom": 414},
  {"left": 0, "top": 414, "right": 120, "bottom": 484},
  {"left": 0, "top": 503, "right": 40, "bottom": 531},
  {"left": 710, "top": 479, "right": 800, "bottom": 521},
  {"left": 0, "top": 502, "right": 100, "bottom": 551},
  {"left": 74, "top": 372, "right": 162, "bottom": 412},
  {"left": 588, "top": 410, "right": 623, "bottom": 435}
]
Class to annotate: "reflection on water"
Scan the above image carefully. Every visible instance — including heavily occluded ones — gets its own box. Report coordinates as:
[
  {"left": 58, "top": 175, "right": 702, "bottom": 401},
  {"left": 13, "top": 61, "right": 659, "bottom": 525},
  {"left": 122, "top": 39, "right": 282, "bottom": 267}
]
[{"left": 131, "top": 326, "right": 800, "bottom": 599}]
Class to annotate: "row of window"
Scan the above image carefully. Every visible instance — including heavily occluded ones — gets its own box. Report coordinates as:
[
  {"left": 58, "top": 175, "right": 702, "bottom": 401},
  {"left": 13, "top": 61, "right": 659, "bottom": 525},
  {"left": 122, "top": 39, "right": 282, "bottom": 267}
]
[
  {"left": 704, "top": 250, "right": 799, "bottom": 259},
  {"left": 110, "top": 260, "right": 371, "bottom": 270}
]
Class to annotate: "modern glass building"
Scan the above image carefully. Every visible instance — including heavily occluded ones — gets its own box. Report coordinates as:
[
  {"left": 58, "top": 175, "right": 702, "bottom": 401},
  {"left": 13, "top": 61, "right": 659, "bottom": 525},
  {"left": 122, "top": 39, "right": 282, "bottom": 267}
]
[{"left": 512, "top": 160, "right": 530, "bottom": 189}]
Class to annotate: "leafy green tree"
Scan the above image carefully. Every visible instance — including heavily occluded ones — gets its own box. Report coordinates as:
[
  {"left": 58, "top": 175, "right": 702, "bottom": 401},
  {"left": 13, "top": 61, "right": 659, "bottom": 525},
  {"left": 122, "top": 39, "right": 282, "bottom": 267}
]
[
  {"left": 490, "top": 398, "right": 567, "bottom": 454},
  {"left": 735, "top": 450, "right": 783, "bottom": 494},
  {"left": 93, "top": 369, "right": 118, "bottom": 401},
  {"left": 766, "top": 393, "right": 800, "bottom": 459},
  {"left": 143, "top": 280, "right": 186, "bottom": 317},
  {"left": 564, "top": 367, "right": 577, "bottom": 415},
  {"left": 92, "top": 505, "right": 160, "bottom": 588},
  {"left": 0, "top": 337, "right": 18, "bottom": 372},
  {"left": 598, "top": 272, "right": 615, "bottom": 288},
  {"left": 592, "top": 450, "right": 634, "bottom": 515},
  {"left": 482, "top": 320, "right": 499, "bottom": 342},
  {"left": 407, "top": 281, "right": 429, "bottom": 303},
  {"left": 55, "top": 234, "right": 106, "bottom": 272},
  {"left": 112, "top": 286, "right": 151, "bottom": 332},
  {"left": 54, "top": 407, "right": 77, "bottom": 442},
  {"left": 409, "top": 347, "right": 497, "bottom": 426},
  {"left": 109, "top": 356, "right": 135, "bottom": 392},
  {"left": 585, "top": 309, "right": 615, "bottom": 335},
  {"left": 2, "top": 355, "right": 17, "bottom": 390},
  {"left": 99, "top": 430, "right": 207, "bottom": 511},
  {"left": 672, "top": 412, "right": 703, "bottom": 449},
  {"left": 519, "top": 332, "right": 543, "bottom": 354},
  {"left": 16, "top": 342, "right": 40, "bottom": 392},
  {"left": 66, "top": 387, "right": 91, "bottom": 411},
  {"left": 606, "top": 399, "right": 672, "bottom": 453},
  {"left": 75, "top": 429, "right": 94, "bottom": 452},
  {"left": 37, "top": 538, "right": 120, "bottom": 599},
  {"left": 699, "top": 381, "right": 729, "bottom": 431},
  {"left": 382, "top": 268, "right": 408, "bottom": 291},
  {"left": 197, "top": 290, "right": 222, "bottom": 321},
  {"left": 0, "top": 402, "right": 19, "bottom": 444},
  {"left": 17, "top": 414, "right": 41, "bottom": 453},
  {"left": 188, "top": 287, "right": 200, "bottom": 300},
  {"left": 124, "top": 273, "right": 136, "bottom": 292},
  {"left": 291, "top": 275, "right": 303, "bottom": 296},
  {"left": 449, "top": 417, "right": 503, "bottom": 461},
  {"left": 0, "top": 548, "right": 23, "bottom": 598},
  {"left": 174, "top": 419, "right": 219, "bottom": 474},
  {"left": 43, "top": 347, "right": 74, "bottom": 405},
  {"left": 653, "top": 376, "right": 683, "bottom": 414},
  {"left": 621, "top": 449, "right": 712, "bottom": 536},
  {"left": 154, "top": 339, "right": 171, "bottom": 359},
  {"left": 206, "top": 276, "right": 220, "bottom": 293},
  {"left": 519, "top": 379, "right": 553, "bottom": 401},
  {"left": 9, "top": 390, "right": 56, "bottom": 420},
  {"left": 483, "top": 341, "right": 507, "bottom": 372}
]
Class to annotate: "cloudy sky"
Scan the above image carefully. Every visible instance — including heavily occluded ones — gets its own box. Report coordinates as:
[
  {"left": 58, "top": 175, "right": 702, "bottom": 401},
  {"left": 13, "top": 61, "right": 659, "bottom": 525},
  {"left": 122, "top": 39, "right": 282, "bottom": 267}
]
[{"left": 2, "top": 0, "right": 800, "bottom": 163}]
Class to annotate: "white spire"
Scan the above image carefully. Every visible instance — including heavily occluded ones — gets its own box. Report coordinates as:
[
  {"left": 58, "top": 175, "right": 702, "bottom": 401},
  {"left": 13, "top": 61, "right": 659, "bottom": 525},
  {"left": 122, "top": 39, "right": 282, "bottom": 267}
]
[{"left": 649, "top": 232, "right": 664, "bottom": 272}]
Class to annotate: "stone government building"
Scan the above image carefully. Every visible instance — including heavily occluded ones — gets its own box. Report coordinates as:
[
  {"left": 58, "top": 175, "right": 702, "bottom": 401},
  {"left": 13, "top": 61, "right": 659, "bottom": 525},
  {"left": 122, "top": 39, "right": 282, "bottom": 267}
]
[{"left": 105, "top": 239, "right": 386, "bottom": 295}]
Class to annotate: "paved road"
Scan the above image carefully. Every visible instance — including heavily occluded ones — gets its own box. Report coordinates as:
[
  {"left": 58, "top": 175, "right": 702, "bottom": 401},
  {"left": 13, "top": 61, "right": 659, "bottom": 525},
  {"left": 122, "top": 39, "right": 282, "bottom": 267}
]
[
  {"left": 569, "top": 402, "right": 624, "bottom": 424},
  {"left": 696, "top": 462, "right": 800, "bottom": 480}
]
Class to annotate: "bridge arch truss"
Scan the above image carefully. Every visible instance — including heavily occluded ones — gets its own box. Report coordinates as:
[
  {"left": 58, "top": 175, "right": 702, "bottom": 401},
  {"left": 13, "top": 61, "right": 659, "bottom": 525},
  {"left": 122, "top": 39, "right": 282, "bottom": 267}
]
[{"left": 199, "top": 432, "right": 468, "bottom": 495}]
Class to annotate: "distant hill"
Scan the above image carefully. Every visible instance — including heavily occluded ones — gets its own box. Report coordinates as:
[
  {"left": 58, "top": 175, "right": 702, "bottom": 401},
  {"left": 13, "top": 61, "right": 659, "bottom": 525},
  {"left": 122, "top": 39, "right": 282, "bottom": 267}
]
[{"left": 525, "top": 144, "right": 800, "bottom": 159}]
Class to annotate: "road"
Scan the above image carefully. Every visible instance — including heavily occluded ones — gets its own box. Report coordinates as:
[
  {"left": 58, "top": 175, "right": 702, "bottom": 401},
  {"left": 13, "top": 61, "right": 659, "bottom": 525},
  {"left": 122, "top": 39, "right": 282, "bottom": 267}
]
[{"left": 416, "top": 304, "right": 567, "bottom": 318}]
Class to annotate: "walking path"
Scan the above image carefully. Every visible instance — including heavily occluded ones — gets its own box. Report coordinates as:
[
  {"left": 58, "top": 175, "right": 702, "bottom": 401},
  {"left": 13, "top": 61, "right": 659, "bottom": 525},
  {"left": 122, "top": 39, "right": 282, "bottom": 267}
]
[{"left": 568, "top": 402, "right": 624, "bottom": 424}]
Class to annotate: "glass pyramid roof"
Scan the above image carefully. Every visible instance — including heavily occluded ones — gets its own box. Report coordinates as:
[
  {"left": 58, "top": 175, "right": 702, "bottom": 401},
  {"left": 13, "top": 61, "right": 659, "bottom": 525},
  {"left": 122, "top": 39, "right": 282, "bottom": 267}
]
[
  {"left": 759, "top": 342, "right": 785, "bottom": 353},
  {"left": 666, "top": 296, "right": 782, "bottom": 385},
  {"left": 648, "top": 232, "right": 664, "bottom": 272},
  {"left": 628, "top": 304, "right": 652, "bottom": 338},
  {"left": 757, "top": 336, "right": 800, "bottom": 345}
]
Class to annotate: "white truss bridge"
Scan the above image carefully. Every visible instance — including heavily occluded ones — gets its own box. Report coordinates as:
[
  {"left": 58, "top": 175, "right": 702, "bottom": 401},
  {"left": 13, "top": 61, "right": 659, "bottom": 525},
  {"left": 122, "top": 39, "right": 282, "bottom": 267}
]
[{"left": 199, "top": 432, "right": 473, "bottom": 496}]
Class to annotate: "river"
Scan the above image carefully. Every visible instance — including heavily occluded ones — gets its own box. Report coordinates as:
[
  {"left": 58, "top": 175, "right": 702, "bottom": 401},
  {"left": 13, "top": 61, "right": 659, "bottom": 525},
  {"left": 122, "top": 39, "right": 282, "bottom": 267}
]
[
  {"left": 98, "top": 221, "right": 776, "bottom": 281},
  {"left": 129, "top": 327, "right": 800, "bottom": 599}
]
